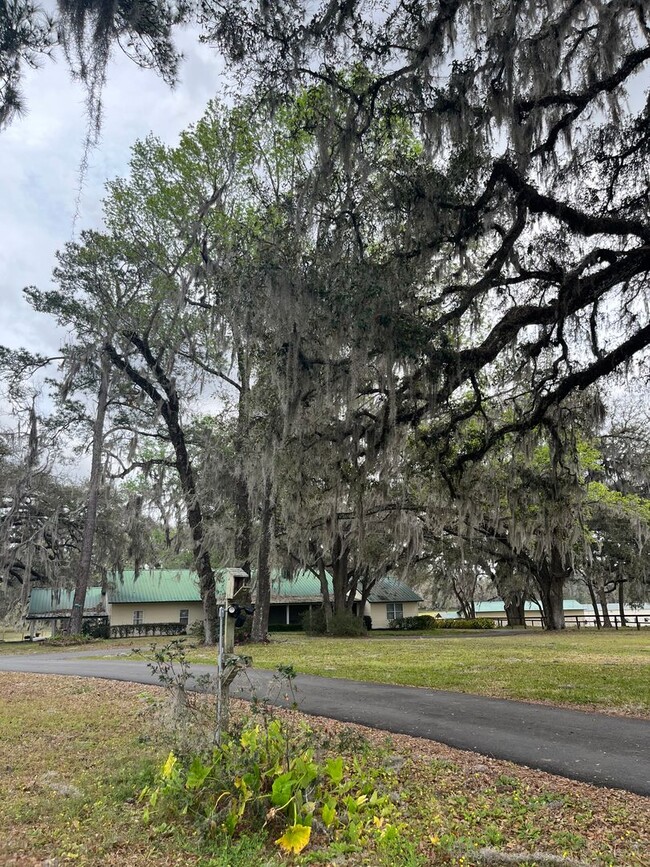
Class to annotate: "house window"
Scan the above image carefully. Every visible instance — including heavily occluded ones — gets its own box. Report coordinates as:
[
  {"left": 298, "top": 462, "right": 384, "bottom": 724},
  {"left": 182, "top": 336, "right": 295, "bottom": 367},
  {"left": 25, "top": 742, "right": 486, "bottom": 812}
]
[
  {"left": 179, "top": 609, "right": 189, "bottom": 627},
  {"left": 387, "top": 603, "right": 403, "bottom": 621},
  {"left": 133, "top": 610, "right": 144, "bottom": 625}
]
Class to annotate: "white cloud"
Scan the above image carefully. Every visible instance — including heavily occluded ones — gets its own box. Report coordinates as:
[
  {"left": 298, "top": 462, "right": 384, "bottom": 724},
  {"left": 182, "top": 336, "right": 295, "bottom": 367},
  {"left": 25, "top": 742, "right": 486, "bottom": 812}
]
[{"left": 0, "top": 26, "right": 225, "bottom": 358}]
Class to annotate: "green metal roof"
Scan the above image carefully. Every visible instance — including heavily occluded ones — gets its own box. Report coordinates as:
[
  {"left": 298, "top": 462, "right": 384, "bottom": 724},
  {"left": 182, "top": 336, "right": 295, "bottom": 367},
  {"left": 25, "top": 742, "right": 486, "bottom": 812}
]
[
  {"left": 109, "top": 570, "right": 202, "bottom": 603},
  {"left": 474, "top": 599, "right": 584, "bottom": 614},
  {"left": 366, "top": 577, "right": 423, "bottom": 604},
  {"left": 27, "top": 587, "right": 106, "bottom": 619},
  {"left": 107, "top": 569, "right": 420, "bottom": 605},
  {"left": 109, "top": 569, "right": 331, "bottom": 604},
  {"left": 270, "top": 570, "right": 333, "bottom": 600}
]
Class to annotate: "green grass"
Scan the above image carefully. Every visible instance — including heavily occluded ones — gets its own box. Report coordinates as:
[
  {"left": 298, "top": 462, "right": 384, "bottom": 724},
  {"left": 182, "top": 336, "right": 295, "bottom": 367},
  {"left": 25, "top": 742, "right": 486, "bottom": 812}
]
[
  {"left": 1, "top": 672, "right": 648, "bottom": 866},
  {"left": 0, "top": 634, "right": 160, "bottom": 654},
  {"left": 186, "top": 630, "right": 650, "bottom": 714},
  {"left": 0, "top": 671, "right": 279, "bottom": 867},
  {"left": 2, "top": 628, "right": 648, "bottom": 713}
]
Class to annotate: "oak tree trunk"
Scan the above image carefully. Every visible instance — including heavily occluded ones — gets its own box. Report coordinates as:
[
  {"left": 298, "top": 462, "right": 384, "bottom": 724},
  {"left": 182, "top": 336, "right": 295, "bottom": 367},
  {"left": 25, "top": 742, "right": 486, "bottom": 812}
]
[
  {"left": 586, "top": 579, "right": 601, "bottom": 629},
  {"left": 316, "top": 557, "right": 332, "bottom": 630},
  {"left": 251, "top": 477, "right": 272, "bottom": 642},
  {"left": 618, "top": 580, "right": 627, "bottom": 627},
  {"left": 536, "top": 547, "right": 568, "bottom": 630},
  {"left": 331, "top": 535, "right": 349, "bottom": 616},
  {"left": 70, "top": 355, "right": 110, "bottom": 635},
  {"left": 503, "top": 591, "right": 526, "bottom": 628},
  {"left": 598, "top": 582, "right": 613, "bottom": 628}
]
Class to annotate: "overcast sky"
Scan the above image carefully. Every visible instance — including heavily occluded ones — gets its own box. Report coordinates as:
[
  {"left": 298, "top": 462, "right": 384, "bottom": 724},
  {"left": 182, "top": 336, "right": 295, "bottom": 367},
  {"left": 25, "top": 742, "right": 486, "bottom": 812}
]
[{"left": 0, "top": 25, "right": 225, "bottom": 361}]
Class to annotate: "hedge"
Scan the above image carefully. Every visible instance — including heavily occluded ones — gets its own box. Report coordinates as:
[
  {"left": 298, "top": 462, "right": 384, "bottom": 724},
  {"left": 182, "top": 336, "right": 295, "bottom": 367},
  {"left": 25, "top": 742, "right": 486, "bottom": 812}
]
[
  {"left": 109, "top": 622, "right": 188, "bottom": 639},
  {"left": 437, "top": 617, "right": 495, "bottom": 630},
  {"left": 388, "top": 615, "right": 438, "bottom": 631},
  {"left": 388, "top": 616, "right": 495, "bottom": 631}
]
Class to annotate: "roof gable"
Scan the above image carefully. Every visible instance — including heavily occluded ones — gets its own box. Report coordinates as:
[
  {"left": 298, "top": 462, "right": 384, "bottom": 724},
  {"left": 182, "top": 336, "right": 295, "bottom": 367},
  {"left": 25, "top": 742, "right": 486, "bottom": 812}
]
[
  {"left": 109, "top": 570, "right": 202, "bottom": 603},
  {"left": 366, "top": 577, "right": 423, "bottom": 603}
]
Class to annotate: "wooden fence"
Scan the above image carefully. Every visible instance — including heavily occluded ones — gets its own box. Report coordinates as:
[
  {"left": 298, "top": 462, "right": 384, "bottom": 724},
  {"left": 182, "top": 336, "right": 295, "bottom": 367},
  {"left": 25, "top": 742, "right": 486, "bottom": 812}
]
[{"left": 489, "top": 614, "right": 650, "bottom": 629}]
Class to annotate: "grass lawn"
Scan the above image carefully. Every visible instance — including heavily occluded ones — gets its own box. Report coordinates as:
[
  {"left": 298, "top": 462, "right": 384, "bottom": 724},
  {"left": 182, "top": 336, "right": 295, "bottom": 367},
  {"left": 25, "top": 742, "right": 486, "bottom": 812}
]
[
  {"left": 184, "top": 630, "right": 650, "bottom": 715},
  {"left": 3, "top": 629, "right": 648, "bottom": 714},
  {"left": 0, "top": 635, "right": 158, "bottom": 655},
  {"left": 0, "top": 672, "right": 277, "bottom": 867},
  {"left": 1, "top": 671, "right": 648, "bottom": 867}
]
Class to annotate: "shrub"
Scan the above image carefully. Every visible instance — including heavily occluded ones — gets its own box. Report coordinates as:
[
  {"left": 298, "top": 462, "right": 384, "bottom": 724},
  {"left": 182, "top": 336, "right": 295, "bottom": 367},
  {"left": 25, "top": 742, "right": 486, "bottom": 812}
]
[
  {"left": 235, "top": 613, "right": 253, "bottom": 644},
  {"left": 437, "top": 617, "right": 495, "bottom": 630},
  {"left": 388, "top": 615, "right": 437, "bottom": 631},
  {"left": 82, "top": 619, "right": 110, "bottom": 639},
  {"left": 328, "top": 611, "right": 367, "bottom": 636},
  {"left": 302, "top": 608, "right": 368, "bottom": 637},
  {"left": 188, "top": 619, "right": 205, "bottom": 642},
  {"left": 109, "top": 622, "right": 187, "bottom": 639},
  {"left": 141, "top": 714, "right": 398, "bottom": 856},
  {"left": 301, "top": 606, "right": 327, "bottom": 635}
]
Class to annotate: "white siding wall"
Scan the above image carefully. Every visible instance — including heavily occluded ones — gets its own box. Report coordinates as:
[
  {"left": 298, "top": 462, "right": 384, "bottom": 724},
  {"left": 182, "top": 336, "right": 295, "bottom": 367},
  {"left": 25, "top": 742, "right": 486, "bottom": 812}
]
[
  {"left": 110, "top": 602, "right": 204, "bottom": 626},
  {"left": 365, "top": 600, "right": 419, "bottom": 629}
]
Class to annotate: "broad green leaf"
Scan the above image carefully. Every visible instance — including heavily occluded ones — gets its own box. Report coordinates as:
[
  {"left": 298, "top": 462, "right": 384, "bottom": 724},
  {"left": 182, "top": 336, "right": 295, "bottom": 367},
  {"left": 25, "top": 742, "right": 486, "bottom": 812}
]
[
  {"left": 161, "top": 752, "right": 177, "bottom": 780},
  {"left": 322, "top": 802, "right": 336, "bottom": 827},
  {"left": 185, "top": 756, "right": 210, "bottom": 790},
  {"left": 223, "top": 810, "right": 238, "bottom": 836},
  {"left": 325, "top": 756, "right": 344, "bottom": 783},
  {"left": 240, "top": 726, "right": 259, "bottom": 749},
  {"left": 271, "top": 772, "right": 295, "bottom": 807}
]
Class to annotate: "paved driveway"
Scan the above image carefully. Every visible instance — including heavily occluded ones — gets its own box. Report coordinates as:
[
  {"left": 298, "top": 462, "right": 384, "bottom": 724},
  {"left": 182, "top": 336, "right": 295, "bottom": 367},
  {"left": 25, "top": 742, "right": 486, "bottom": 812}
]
[{"left": 1, "top": 649, "right": 648, "bottom": 796}]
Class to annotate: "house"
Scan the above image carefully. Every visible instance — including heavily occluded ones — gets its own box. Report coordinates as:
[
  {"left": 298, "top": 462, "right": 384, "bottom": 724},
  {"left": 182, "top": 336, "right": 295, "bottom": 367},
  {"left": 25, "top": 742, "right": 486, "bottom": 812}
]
[
  {"left": 108, "top": 568, "right": 248, "bottom": 629},
  {"left": 267, "top": 571, "right": 422, "bottom": 628},
  {"left": 364, "top": 577, "right": 423, "bottom": 628},
  {"left": 25, "top": 586, "right": 108, "bottom": 636},
  {"left": 26, "top": 568, "right": 423, "bottom": 633},
  {"left": 472, "top": 600, "right": 586, "bottom": 622},
  {"left": 419, "top": 599, "right": 587, "bottom": 624}
]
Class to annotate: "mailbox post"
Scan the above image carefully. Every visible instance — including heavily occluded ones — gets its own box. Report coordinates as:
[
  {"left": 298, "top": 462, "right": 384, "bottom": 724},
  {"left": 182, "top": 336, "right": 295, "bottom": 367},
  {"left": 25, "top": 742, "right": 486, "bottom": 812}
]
[{"left": 215, "top": 568, "right": 253, "bottom": 743}]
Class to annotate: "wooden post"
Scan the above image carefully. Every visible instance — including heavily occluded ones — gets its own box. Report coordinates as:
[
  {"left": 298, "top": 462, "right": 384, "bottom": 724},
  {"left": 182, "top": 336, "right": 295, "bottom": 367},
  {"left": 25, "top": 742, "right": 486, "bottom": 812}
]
[
  {"left": 224, "top": 606, "right": 235, "bottom": 654},
  {"left": 215, "top": 573, "right": 253, "bottom": 744}
]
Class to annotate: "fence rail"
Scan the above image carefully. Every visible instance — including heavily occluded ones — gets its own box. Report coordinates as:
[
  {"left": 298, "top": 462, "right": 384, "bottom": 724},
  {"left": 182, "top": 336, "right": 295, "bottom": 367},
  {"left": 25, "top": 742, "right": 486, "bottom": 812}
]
[{"left": 489, "top": 614, "right": 650, "bottom": 629}]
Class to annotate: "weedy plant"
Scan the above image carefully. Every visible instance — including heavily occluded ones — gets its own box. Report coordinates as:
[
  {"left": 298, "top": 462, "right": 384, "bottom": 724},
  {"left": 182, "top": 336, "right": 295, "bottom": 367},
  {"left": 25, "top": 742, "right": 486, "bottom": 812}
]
[
  {"left": 136, "top": 639, "right": 217, "bottom": 756},
  {"left": 140, "top": 715, "right": 400, "bottom": 855},
  {"left": 140, "top": 641, "right": 401, "bottom": 856}
]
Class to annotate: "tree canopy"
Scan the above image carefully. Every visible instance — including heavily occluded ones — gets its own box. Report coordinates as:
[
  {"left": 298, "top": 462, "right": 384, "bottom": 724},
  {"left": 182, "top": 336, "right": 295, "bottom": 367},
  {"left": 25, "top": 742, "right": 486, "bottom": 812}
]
[{"left": 2, "top": 0, "right": 649, "bottom": 636}]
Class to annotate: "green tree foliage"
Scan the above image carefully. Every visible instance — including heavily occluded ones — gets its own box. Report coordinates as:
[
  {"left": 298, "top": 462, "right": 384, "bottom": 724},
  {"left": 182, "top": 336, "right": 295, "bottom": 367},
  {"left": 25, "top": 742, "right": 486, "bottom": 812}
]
[
  {"left": 202, "top": 0, "right": 650, "bottom": 469},
  {"left": 0, "top": 413, "right": 83, "bottom": 598},
  {"left": 8, "top": 0, "right": 650, "bottom": 629}
]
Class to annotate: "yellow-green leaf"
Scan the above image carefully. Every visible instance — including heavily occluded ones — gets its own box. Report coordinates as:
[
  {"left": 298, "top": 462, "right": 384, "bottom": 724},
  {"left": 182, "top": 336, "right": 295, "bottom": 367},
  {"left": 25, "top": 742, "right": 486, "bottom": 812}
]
[
  {"left": 322, "top": 802, "right": 336, "bottom": 827},
  {"left": 186, "top": 756, "right": 210, "bottom": 790},
  {"left": 325, "top": 756, "right": 344, "bottom": 783},
  {"left": 161, "top": 752, "right": 177, "bottom": 780},
  {"left": 276, "top": 823, "right": 311, "bottom": 854}
]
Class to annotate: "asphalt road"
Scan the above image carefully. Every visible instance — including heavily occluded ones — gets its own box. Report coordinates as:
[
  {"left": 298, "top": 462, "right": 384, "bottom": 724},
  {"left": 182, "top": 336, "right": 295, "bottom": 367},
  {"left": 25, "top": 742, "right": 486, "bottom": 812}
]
[{"left": 1, "top": 650, "right": 649, "bottom": 796}]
